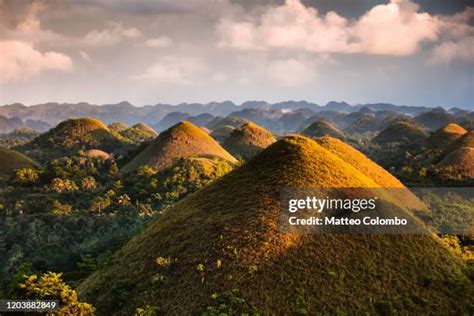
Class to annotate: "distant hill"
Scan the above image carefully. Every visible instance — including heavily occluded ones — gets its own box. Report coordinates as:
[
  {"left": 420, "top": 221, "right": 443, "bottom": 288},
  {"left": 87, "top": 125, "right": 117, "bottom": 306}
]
[
  {"left": 0, "top": 148, "right": 39, "bottom": 177},
  {"left": 210, "top": 125, "right": 235, "bottom": 143},
  {"left": 437, "top": 147, "right": 474, "bottom": 179},
  {"left": 120, "top": 123, "right": 158, "bottom": 144},
  {"left": 207, "top": 116, "right": 249, "bottom": 130},
  {"left": 222, "top": 122, "right": 276, "bottom": 159},
  {"left": 122, "top": 121, "right": 237, "bottom": 173},
  {"left": 427, "top": 123, "right": 467, "bottom": 150},
  {"left": 445, "top": 130, "right": 474, "bottom": 153},
  {"left": 79, "top": 135, "right": 472, "bottom": 314},
  {"left": 108, "top": 122, "right": 129, "bottom": 132},
  {"left": 414, "top": 108, "right": 456, "bottom": 130},
  {"left": 301, "top": 119, "right": 345, "bottom": 139},
  {"left": 373, "top": 121, "right": 428, "bottom": 146},
  {"left": 17, "top": 118, "right": 131, "bottom": 161}
]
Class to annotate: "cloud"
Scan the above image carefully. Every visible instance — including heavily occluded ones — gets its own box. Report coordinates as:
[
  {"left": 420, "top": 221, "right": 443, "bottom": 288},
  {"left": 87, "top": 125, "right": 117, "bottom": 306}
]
[
  {"left": 84, "top": 22, "right": 142, "bottom": 46},
  {"left": 79, "top": 50, "right": 91, "bottom": 62},
  {"left": 266, "top": 58, "right": 315, "bottom": 87},
  {"left": 144, "top": 36, "right": 173, "bottom": 48},
  {"left": 132, "top": 56, "right": 204, "bottom": 84},
  {"left": 429, "top": 37, "right": 474, "bottom": 64},
  {"left": 16, "top": 0, "right": 45, "bottom": 32},
  {"left": 217, "top": 0, "right": 472, "bottom": 59},
  {"left": 0, "top": 40, "right": 73, "bottom": 83}
]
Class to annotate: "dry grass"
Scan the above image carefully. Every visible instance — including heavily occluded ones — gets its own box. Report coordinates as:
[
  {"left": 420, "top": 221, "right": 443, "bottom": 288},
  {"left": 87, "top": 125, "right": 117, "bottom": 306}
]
[
  {"left": 437, "top": 147, "right": 474, "bottom": 179},
  {"left": 373, "top": 121, "right": 428, "bottom": 145},
  {"left": 79, "top": 135, "right": 472, "bottom": 315},
  {"left": 427, "top": 123, "right": 467, "bottom": 149},
  {"left": 122, "top": 121, "right": 237, "bottom": 173},
  {"left": 223, "top": 122, "right": 276, "bottom": 159},
  {"left": 301, "top": 119, "right": 345, "bottom": 139}
]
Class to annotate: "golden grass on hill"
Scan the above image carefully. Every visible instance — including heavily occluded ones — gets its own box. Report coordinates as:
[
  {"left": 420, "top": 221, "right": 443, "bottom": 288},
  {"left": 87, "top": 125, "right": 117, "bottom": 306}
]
[
  {"left": 120, "top": 123, "right": 158, "bottom": 143},
  {"left": 122, "top": 121, "right": 237, "bottom": 173},
  {"left": 18, "top": 118, "right": 130, "bottom": 161},
  {"left": 437, "top": 147, "right": 474, "bottom": 179},
  {"left": 79, "top": 135, "right": 472, "bottom": 315},
  {"left": 445, "top": 130, "right": 474, "bottom": 153},
  {"left": 427, "top": 123, "right": 467, "bottom": 149},
  {"left": 0, "top": 147, "right": 39, "bottom": 177},
  {"left": 210, "top": 125, "right": 235, "bottom": 143},
  {"left": 222, "top": 122, "right": 276, "bottom": 159},
  {"left": 301, "top": 119, "right": 345, "bottom": 139}
]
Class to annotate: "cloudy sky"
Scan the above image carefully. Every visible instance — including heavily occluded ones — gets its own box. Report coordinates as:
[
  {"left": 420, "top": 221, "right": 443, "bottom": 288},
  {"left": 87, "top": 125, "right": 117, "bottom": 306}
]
[{"left": 0, "top": 0, "right": 473, "bottom": 108}]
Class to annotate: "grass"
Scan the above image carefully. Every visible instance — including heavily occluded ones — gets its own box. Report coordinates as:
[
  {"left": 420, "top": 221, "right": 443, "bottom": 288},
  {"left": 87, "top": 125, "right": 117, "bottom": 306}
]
[
  {"left": 222, "top": 122, "right": 276, "bottom": 159},
  {"left": 301, "top": 119, "right": 345, "bottom": 139},
  {"left": 437, "top": 147, "right": 474, "bottom": 179},
  {"left": 427, "top": 123, "right": 467, "bottom": 149},
  {"left": 79, "top": 135, "right": 473, "bottom": 315},
  {"left": 122, "top": 121, "right": 237, "bottom": 173},
  {"left": 0, "top": 147, "right": 39, "bottom": 177},
  {"left": 373, "top": 121, "right": 428, "bottom": 145}
]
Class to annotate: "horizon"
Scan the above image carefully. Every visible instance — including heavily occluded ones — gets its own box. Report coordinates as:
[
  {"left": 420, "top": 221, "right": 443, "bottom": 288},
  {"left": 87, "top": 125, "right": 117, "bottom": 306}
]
[{"left": 1, "top": 0, "right": 473, "bottom": 109}]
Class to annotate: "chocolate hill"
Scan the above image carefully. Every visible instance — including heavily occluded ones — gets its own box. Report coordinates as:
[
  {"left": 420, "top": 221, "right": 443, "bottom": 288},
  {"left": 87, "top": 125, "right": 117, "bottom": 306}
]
[
  {"left": 120, "top": 123, "right": 158, "bottom": 143},
  {"left": 222, "top": 122, "right": 276, "bottom": 159},
  {"left": 437, "top": 147, "right": 474, "bottom": 179},
  {"left": 301, "top": 119, "right": 345, "bottom": 139},
  {"left": 427, "top": 123, "right": 467, "bottom": 150},
  {"left": 121, "top": 121, "right": 237, "bottom": 173},
  {"left": 79, "top": 135, "right": 472, "bottom": 315},
  {"left": 210, "top": 125, "right": 235, "bottom": 143},
  {"left": 373, "top": 121, "right": 428, "bottom": 146},
  {"left": 17, "top": 118, "right": 130, "bottom": 161},
  {"left": 0, "top": 148, "right": 39, "bottom": 177}
]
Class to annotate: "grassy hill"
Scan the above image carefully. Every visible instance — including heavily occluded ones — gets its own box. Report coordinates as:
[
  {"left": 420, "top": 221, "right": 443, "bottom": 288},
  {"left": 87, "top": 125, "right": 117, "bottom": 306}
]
[
  {"left": 120, "top": 123, "right": 158, "bottom": 144},
  {"left": 210, "top": 125, "right": 235, "bottom": 143},
  {"left": 427, "top": 123, "right": 467, "bottom": 150},
  {"left": 17, "top": 118, "right": 131, "bottom": 161},
  {"left": 79, "top": 135, "right": 472, "bottom": 315},
  {"left": 437, "top": 147, "right": 474, "bottom": 179},
  {"left": 122, "top": 121, "right": 237, "bottom": 173},
  {"left": 0, "top": 147, "right": 39, "bottom": 177},
  {"left": 207, "top": 116, "right": 249, "bottom": 130},
  {"left": 445, "top": 130, "right": 474, "bottom": 153},
  {"left": 301, "top": 119, "right": 345, "bottom": 139},
  {"left": 373, "top": 121, "right": 428, "bottom": 146},
  {"left": 222, "top": 122, "right": 276, "bottom": 159}
]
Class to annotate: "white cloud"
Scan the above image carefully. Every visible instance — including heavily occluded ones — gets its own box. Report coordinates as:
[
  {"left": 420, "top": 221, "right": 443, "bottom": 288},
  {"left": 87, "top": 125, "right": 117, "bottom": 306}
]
[
  {"left": 16, "top": 0, "right": 45, "bottom": 32},
  {"left": 429, "top": 37, "right": 474, "bottom": 64},
  {"left": 79, "top": 50, "right": 91, "bottom": 62},
  {"left": 144, "top": 36, "right": 173, "bottom": 48},
  {"left": 216, "top": 0, "right": 472, "bottom": 60},
  {"left": 266, "top": 58, "right": 315, "bottom": 87},
  {"left": 133, "top": 56, "right": 204, "bottom": 84},
  {"left": 84, "top": 22, "right": 142, "bottom": 46},
  {"left": 0, "top": 40, "right": 73, "bottom": 83}
]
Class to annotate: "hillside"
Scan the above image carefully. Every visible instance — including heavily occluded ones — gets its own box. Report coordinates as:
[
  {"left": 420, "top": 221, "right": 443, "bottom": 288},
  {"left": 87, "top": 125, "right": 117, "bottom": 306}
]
[
  {"left": 445, "top": 130, "right": 474, "bottom": 153},
  {"left": 120, "top": 123, "right": 158, "bottom": 143},
  {"left": 222, "top": 122, "right": 276, "bottom": 159},
  {"left": 79, "top": 135, "right": 472, "bottom": 315},
  {"left": 0, "top": 148, "right": 39, "bottom": 177},
  {"left": 122, "top": 121, "right": 237, "bottom": 173},
  {"left": 210, "top": 125, "right": 235, "bottom": 143},
  {"left": 207, "top": 116, "right": 249, "bottom": 130},
  {"left": 414, "top": 108, "right": 455, "bottom": 130},
  {"left": 436, "top": 147, "right": 474, "bottom": 179},
  {"left": 427, "top": 123, "right": 467, "bottom": 150},
  {"left": 373, "top": 121, "right": 428, "bottom": 146},
  {"left": 17, "top": 118, "right": 130, "bottom": 161},
  {"left": 301, "top": 119, "right": 345, "bottom": 139}
]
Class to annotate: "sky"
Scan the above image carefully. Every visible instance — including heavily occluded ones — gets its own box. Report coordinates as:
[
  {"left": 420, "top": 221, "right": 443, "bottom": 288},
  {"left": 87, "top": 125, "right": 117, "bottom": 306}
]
[{"left": 0, "top": 0, "right": 473, "bottom": 109}]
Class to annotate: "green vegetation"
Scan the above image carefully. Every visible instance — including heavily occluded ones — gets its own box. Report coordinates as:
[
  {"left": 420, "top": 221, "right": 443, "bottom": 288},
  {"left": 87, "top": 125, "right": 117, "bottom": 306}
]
[
  {"left": 301, "top": 119, "right": 345, "bottom": 140},
  {"left": 120, "top": 123, "right": 158, "bottom": 144},
  {"left": 0, "top": 147, "right": 39, "bottom": 178},
  {"left": 373, "top": 121, "right": 428, "bottom": 146}
]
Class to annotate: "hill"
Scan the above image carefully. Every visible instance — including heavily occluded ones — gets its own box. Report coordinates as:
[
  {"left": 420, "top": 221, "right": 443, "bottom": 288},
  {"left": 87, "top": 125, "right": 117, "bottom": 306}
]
[
  {"left": 210, "top": 125, "right": 235, "bottom": 143},
  {"left": 427, "top": 123, "right": 467, "bottom": 150},
  {"left": 0, "top": 148, "right": 39, "bottom": 177},
  {"left": 301, "top": 119, "right": 345, "bottom": 139},
  {"left": 414, "top": 108, "right": 455, "bottom": 130},
  {"left": 222, "top": 122, "right": 276, "bottom": 159},
  {"left": 207, "top": 116, "right": 249, "bottom": 130},
  {"left": 17, "top": 118, "right": 130, "bottom": 161},
  {"left": 436, "top": 147, "right": 474, "bottom": 179},
  {"left": 122, "top": 121, "right": 237, "bottom": 173},
  {"left": 445, "top": 130, "right": 474, "bottom": 153},
  {"left": 373, "top": 121, "right": 428, "bottom": 146},
  {"left": 120, "top": 123, "right": 158, "bottom": 143},
  {"left": 108, "top": 122, "right": 129, "bottom": 132},
  {"left": 79, "top": 135, "right": 472, "bottom": 314}
]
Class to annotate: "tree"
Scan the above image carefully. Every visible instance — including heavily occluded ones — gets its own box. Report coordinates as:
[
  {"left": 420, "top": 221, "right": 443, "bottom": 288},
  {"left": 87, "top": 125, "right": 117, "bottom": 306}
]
[
  {"left": 18, "top": 272, "right": 95, "bottom": 315},
  {"left": 10, "top": 168, "right": 40, "bottom": 185}
]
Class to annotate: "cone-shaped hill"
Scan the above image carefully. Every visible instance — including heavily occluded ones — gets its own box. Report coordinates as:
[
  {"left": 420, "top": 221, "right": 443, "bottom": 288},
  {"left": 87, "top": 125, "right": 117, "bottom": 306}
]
[
  {"left": 108, "top": 122, "right": 129, "bottom": 132},
  {"left": 427, "top": 123, "right": 467, "bottom": 150},
  {"left": 436, "top": 147, "right": 474, "bottom": 179},
  {"left": 121, "top": 121, "right": 237, "bottom": 173},
  {"left": 301, "top": 119, "right": 345, "bottom": 139},
  {"left": 207, "top": 116, "right": 249, "bottom": 130},
  {"left": 120, "top": 123, "right": 158, "bottom": 143},
  {"left": 222, "top": 122, "right": 276, "bottom": 159},
  {"left": 17, "top": 118, "right": 130, "bottom": 161},
  {"left": 445, "top": 130, "right": 474, "bottom": 154},
  {"left": 79, "top": 135, "right": 471, "bottom": 315},
  {"left": 373, "top": 121, "right": 428, "bottom": 146},
  {"left": 210, "top": 125, "right": 235, "bottom": 143},
  {"left": 0, "top": 148, "right": 39, "bottom": 177}
]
